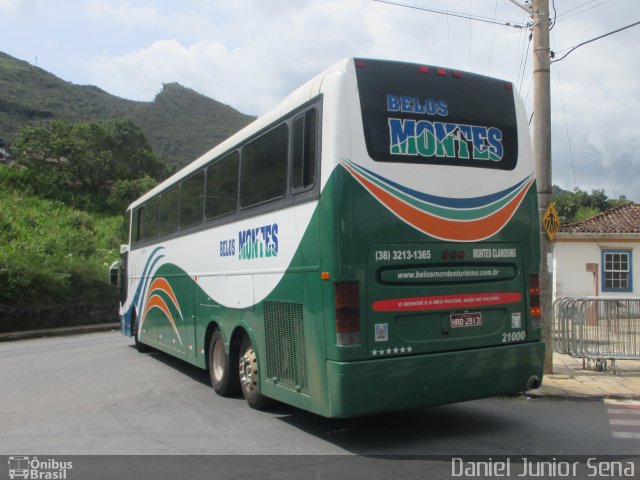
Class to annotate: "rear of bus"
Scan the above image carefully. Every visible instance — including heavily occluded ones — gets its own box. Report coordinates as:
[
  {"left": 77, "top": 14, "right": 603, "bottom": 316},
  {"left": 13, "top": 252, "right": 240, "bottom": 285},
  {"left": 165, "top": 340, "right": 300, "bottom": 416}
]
[{"left": 321, "top": 58, "right": 544, "bottom": 418}]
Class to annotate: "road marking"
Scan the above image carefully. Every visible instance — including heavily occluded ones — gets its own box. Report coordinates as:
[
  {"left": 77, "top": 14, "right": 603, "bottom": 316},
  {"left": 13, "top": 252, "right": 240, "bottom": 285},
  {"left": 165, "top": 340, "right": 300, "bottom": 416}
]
[
  {"left": 613, "top": 432, "right": 640, "bottom": 439},
  {"left": 610, "top": 419, "right": 640, "bottom": 426},
  {"left": 605, "top": 400, "right": 640, "bottom": 439},
  {"left": 608, "top": 408, "right": 640, "bottom": 415}
]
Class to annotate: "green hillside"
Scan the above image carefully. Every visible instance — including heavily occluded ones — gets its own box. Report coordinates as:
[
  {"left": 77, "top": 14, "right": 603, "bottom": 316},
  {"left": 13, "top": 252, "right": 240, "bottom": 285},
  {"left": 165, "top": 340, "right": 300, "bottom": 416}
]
[
  {"left": 0, "top": 165, "right": 122, "bottom": 304},
  {"left": 0, "top": 51, "right": 253, "bottom": 167}
]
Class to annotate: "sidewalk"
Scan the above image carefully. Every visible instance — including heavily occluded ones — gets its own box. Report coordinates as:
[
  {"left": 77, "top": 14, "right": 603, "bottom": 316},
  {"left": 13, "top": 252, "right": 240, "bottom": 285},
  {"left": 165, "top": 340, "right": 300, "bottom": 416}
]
[
  {"left": 528, "top": 353, "right": 640, "bottom": 400},
  {"left": 0, "top": 322, "right": 119, "bottom": 342}
]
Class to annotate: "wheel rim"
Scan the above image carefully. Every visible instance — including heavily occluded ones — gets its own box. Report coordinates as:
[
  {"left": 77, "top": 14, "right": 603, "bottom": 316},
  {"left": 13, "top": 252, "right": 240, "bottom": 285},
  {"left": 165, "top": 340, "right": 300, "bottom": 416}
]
[
  {"left": 212, "top": 337, "right": 226, "bottom": 383},
  {"left": 239, "top": 345, "right": 258, "bottom": 393}
]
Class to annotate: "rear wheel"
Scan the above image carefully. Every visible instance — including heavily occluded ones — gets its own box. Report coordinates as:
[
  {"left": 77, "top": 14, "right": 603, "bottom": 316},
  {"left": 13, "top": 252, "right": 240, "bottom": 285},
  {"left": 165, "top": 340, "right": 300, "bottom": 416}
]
[
  {"left": 239, "top": 334, "right": 272, "bottom": 410},
  {"left": 208, "top": 329, "right": 240, "bottom": 396}
]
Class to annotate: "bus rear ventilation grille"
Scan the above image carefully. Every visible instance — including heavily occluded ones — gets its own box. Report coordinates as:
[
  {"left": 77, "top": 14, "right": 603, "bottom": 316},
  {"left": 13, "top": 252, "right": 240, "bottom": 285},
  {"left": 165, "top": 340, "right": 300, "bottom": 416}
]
[{"left": 264, "top": 301, "right": 309, "bottom": 394}]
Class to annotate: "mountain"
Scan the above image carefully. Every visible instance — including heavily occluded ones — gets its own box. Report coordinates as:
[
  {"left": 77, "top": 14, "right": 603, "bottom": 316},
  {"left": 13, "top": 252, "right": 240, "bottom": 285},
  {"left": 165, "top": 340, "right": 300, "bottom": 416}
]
[{"left": 0, "top": 51, "right": 253, "bottom": 167}]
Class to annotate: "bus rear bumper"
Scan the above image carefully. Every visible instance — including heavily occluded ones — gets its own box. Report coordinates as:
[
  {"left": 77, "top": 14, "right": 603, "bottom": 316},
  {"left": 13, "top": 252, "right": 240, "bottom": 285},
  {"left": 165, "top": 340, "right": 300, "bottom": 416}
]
[{"left": 325, "top": 341, "right": 544, "bottom": 418}]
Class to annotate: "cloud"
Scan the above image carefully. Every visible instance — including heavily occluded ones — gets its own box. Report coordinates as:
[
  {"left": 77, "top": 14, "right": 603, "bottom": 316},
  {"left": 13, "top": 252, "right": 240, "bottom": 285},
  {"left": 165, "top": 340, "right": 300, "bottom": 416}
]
[
  {"left": 11, "top": 0, "right": 634, "bottom": 200},
  {"left": 86, "top": 0, "right": 162, "bottom": 27}
]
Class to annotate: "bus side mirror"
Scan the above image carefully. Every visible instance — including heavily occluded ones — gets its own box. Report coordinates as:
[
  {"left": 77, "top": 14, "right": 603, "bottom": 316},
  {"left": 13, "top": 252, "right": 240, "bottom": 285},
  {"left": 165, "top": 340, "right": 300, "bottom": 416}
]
[{"left": 109, "top": 260, "right": 121, "bottom": 289}]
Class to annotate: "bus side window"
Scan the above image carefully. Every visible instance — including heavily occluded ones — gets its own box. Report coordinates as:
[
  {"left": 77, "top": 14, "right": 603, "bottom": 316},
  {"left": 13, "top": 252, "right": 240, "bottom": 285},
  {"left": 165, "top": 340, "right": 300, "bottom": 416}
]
[
  {"left": 292, "top": 108, "right": 317, "bottom": 191},
  {"left": 158, "top": 185, "right": 179, "bottom": 236},
  {"left": 140, "top": 197, "right": 160, "bottom": 241},
  {"left": 206, "top": 151, "right": 239, "bottom": 220},
  {"left": 180, "top": 171, "right": 205, "bottom": 228},
  {"left": 240, "top": 123, "right": 288, "bottom": 208},
  {"left": 131, "top": 207, "right": 140, "bottom": 244}
]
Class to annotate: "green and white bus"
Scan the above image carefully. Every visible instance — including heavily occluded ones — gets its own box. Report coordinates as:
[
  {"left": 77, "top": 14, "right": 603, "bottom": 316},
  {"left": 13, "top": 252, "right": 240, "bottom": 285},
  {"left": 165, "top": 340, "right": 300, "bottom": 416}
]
[{"left": 111, "top": 58, "right": 544, "bottom": 418}]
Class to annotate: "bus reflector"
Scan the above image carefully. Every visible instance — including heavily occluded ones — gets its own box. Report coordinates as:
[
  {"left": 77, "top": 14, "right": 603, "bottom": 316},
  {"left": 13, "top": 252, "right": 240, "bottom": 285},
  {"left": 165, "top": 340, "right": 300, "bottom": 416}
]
[
  {"left": 436, "top": 68, "right": 447, "bottom": 76},
  {"left": 529, "top": 274, "right": 541, "bottom": 317},
  {"left": 355, "top": 59, "right": 367, "bottom": 68},
  {"left": 505, "top": 82, "right": 513, "bottom": 90},
  {"left": 453, "top": 70, "right": 463, "bottom": 78},
  {"left": 419, "top": 65, "right": 429, "bottom": 73},
  {"left": 321, "top": 272, "right": 330, "bottom": 280},
  {"left": 336, "top": 282, "right": 361, "bottom": 345}
]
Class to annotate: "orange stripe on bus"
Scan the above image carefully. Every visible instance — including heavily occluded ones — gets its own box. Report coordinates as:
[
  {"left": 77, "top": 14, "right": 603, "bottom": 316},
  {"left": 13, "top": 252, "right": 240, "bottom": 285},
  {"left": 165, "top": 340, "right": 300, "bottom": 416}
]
[
  {"left": 346, "top": 165, "right": 532, "bottom": 242},
  {"left": 147, "top": 277, "right": 182, "bottom": 317}
]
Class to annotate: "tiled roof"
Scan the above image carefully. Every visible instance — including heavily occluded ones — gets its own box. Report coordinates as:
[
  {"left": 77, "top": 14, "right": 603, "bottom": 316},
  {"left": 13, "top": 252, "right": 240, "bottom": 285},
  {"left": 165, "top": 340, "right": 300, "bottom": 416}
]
[{"left": 560, "top": 202, "right": 640, "bottom": 234}]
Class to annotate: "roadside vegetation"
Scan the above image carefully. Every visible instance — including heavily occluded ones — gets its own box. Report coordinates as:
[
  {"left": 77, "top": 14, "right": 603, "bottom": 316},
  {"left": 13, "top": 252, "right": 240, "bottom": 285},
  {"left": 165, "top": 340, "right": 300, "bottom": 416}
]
[
  {"left": 551, "top": 187, "right": 628, "bottom": 225},
  {"left": 0, "top": 118, "right": 169, "bottom": 305}
]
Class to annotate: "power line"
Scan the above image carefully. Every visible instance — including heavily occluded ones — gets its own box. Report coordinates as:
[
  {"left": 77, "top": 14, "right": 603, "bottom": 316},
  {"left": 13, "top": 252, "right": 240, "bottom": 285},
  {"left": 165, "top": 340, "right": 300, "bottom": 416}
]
[
  {"left": 487, "top": 0, "right": 498, "bottom": 74},
  {"left": 468, "top": 0, "right": 472, "bottom": 71},
  {"left": 518, "top": 36, "right": 531, "bottom": 92},
  {"left": 445, "top": 0, "right": 452, "bottom": 67},
  {"left": 552, "top": 38, "right": 578, "bottom": 188},
  {"left": 556, "top": 0, "right": 610, "bottom": 22},
  {"left": 549, "top": 0, "right": 557, "bottom": 30},
  {"left": 551, "top": 20, "right": 640, "bottom": 63},
  {"left": 370, "top": 0, "right": 527, "bottom": 29},
  {"left": 512, "top": 17, "right": 531, "bottom": 83}
]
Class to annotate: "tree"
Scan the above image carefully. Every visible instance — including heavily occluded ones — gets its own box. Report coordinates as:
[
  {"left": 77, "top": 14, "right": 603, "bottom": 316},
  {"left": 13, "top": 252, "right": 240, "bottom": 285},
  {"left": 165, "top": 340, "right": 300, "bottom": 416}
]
[
  {"left": 552, "top": 186, "right": 627, "bottom": 224},
  {"left": 12, "top": 118, "right": 170, "bottom": 211}
]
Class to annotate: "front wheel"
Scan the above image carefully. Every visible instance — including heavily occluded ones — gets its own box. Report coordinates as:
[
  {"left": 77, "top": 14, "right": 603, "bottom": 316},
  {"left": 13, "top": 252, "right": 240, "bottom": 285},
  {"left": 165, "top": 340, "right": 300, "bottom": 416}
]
[
  {"left": 133, "top": 313, "right": 151, "bottom": 352},
  {"left": 238, "top": 334, "right": 272, "bottom": 410}
]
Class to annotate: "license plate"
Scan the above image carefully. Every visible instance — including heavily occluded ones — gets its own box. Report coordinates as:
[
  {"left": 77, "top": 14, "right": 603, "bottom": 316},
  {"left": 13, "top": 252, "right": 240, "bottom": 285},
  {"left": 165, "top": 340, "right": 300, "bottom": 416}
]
[{"left": 450, "top": 312, "right": 482, "bottom": 328}]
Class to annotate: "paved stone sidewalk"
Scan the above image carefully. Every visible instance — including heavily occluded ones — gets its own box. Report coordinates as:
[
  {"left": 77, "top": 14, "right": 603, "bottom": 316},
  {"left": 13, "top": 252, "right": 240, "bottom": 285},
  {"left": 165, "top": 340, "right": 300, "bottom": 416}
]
[{"left": 528, "top": 352, "right": 640, "bottom": 399}]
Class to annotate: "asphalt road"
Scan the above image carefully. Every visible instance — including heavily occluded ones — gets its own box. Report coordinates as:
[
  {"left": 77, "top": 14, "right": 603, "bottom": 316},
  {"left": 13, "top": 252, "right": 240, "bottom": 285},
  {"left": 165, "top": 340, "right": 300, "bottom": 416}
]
[{"left": 1, "top": 332, "right": 638, "bottom": 461}]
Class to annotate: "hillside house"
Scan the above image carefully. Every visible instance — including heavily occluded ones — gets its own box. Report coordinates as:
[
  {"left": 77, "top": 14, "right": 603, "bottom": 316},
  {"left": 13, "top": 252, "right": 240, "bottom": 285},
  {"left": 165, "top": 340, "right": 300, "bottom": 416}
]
[{"left": 553, "top": 202, "right": 640, "bottom": 299}]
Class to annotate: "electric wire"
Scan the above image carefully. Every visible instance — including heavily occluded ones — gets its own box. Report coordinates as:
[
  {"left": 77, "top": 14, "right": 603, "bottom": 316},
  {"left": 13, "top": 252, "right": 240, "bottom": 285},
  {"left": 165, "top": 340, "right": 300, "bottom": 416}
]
[
  {"left": 445, "top": 0, "right": 452, "bottom": 68},
  {"left": 370, "top": 0, "right": 527, "bottom": 29},
  {"left": 551, "top": 20, "right": 640, "bottom": 63},
  {"left": 518, "top": 35, "right": 531, "bottom": 93},
  {"left": 512, "top": 18, "right": 530, "bottom": 86},
  {"left": 468, "top": 0, "right": 472, "bottom": 71},
  {"left": 552, "top": 32, "right": 578, "bottom": 188},
  {"left": 549, "top": 0, "right": 557, "bottom": 30},
  {"left": 487, "top": 0, "right": 498, "bottom": 74},
  {"left": 556, "top": 0, "right": 611, "bottom": 22},
  {"left": 556, "top": 0, "right": 613, "bottom": 24}
]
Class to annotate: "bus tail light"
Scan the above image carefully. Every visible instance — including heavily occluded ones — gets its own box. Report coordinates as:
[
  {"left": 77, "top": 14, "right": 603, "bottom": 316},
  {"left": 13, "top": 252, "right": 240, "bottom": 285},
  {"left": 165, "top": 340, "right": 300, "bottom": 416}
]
[
  {"left": 529, "top": 274, "right": 541, "bottom": 319},
  {"left": 336, "top": 282, "right": 361, "bottom": 345}
]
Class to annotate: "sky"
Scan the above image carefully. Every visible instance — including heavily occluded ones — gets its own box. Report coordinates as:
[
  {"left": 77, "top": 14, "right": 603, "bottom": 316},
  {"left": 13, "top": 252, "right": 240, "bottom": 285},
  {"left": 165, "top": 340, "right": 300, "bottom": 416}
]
[{"left": 1, "top": 0, "right": 638, "bottom": 201}]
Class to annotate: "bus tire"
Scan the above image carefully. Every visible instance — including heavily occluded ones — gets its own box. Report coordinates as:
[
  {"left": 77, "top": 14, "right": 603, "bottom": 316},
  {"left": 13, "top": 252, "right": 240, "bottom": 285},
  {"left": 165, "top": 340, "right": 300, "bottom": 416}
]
[
  {"left": 239, "top": 334, "right": 272, "bottom": 410},
  {"left": 208, "top": 329, "right": 240, "bottom": 396}
]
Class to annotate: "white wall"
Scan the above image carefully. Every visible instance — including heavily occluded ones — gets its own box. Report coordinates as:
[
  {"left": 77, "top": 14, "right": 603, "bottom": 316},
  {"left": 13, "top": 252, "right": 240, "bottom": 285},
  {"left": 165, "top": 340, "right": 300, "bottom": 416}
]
[{"left": 553, "top": 241, "right": 639, "bottom": 299}]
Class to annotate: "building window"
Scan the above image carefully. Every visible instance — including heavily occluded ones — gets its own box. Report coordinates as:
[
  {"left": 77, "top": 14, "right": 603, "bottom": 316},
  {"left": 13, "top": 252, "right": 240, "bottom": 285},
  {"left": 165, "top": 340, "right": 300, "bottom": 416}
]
[{"left": 602, "top": 250, "right": 633, "bottom": 292}]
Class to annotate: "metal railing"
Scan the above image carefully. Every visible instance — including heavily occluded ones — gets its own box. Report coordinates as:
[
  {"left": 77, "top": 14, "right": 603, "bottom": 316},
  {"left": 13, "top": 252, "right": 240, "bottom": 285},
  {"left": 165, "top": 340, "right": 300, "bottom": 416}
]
[{"left": 553, "top": 296, "right": 640, "bottom": 371}]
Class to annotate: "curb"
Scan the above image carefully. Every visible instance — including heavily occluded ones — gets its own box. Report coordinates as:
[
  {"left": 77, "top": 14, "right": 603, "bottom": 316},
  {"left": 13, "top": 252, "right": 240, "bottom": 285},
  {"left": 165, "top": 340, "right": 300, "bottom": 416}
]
[
  {"left": 0, "top": 323, "right": 120, "bottom": 342},
  {"left": 525, "top": 389, "right": 640, "bottom": 401}
]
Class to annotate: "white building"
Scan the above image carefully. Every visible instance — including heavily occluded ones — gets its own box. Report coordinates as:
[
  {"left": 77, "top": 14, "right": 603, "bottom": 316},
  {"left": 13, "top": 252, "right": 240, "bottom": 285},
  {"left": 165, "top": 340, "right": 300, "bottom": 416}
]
[{"left": 553, "top": 202, "right": 640, "bottom": 299}]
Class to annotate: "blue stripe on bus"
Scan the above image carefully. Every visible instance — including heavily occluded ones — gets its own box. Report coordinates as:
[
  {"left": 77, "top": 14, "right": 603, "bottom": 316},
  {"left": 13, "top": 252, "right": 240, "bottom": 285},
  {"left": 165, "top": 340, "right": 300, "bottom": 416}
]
[{"left": 345, "top": 160, "right": 532, "bottom": 209}]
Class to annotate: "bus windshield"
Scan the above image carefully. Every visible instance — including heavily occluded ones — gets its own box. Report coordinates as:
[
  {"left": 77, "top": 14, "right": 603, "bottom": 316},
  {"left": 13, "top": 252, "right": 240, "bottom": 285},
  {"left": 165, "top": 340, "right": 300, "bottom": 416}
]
[{"left": 356, "top": 59, "right": 518, "bottom": 170}]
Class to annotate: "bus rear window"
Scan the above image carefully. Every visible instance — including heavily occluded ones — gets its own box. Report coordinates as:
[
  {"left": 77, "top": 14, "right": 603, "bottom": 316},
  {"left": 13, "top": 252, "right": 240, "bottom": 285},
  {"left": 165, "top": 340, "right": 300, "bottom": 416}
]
[{"left": 355, "top": 59, "right": 518, "bottom": 170}]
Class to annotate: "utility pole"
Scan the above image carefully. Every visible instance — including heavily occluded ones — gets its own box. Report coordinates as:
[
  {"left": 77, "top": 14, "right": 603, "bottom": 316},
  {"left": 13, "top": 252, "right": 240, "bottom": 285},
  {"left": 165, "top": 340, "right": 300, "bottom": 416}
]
[{"left": 531, "top": 0, "right": 553, "bottom": 374}]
